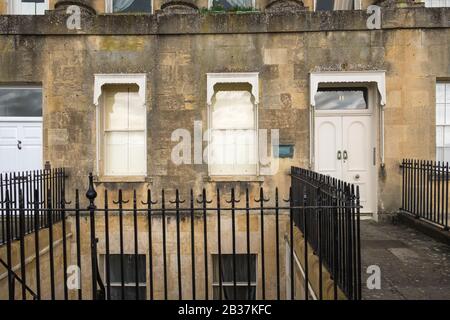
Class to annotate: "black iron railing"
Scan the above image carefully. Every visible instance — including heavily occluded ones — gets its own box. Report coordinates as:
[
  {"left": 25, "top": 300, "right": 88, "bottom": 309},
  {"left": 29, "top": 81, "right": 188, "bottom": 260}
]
[
  {"left": 0, "top": 169, "right": 361, "bottom": 301},
  {"left": 0, "top": 257, "right": 38, "bottom": 300},
  {"left": 400, "top": 159, "right": 450, "bottom": 230},
  {"left": 0, "top": 168, "right": 66, "bottom": 300},
  {"left": 0, "top": 168, "right": 66, "bottom": 244},
  {"left": 290, "top": 166, "right": 362, "bottom": 300}
]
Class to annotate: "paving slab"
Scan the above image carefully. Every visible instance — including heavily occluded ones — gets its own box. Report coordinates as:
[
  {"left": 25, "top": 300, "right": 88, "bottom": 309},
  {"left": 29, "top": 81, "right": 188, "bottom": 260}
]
[{"left": 361, "top": 220, "right": 450, "bottom": 300}]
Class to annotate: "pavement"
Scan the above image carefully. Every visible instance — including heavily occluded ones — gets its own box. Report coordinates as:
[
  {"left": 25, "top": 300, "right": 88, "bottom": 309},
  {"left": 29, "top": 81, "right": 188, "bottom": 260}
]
[{"left": 361, "top": 219, "right": 450, "bottom": 300}]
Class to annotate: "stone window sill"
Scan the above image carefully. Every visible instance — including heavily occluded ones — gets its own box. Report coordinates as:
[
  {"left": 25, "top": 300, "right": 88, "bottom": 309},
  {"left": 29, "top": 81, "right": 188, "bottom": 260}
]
[
  {"left": 94, "top": 175, "right": 151, "bottom": 183},
  {"left": 205, "top": 176, "right": 265, "bottom": 183}
]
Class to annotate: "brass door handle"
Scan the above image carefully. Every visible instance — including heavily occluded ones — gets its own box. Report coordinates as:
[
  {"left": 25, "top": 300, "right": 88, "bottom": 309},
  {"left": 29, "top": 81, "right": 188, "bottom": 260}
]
[{"left": 337, "top": 150, "right": 342, "bottom": 160}]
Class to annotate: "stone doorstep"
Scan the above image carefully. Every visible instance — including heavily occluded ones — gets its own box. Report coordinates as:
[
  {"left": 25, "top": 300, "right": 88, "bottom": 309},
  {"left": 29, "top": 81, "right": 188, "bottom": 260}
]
[{"left": 397, "top": 211, "right": 450, "bottom": 246}]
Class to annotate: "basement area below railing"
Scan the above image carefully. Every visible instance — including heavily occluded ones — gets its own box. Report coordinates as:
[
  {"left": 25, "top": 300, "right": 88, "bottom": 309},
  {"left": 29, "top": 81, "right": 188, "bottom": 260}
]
[{"left": 0, "top": 167, "right": 361, "bottom": 300}]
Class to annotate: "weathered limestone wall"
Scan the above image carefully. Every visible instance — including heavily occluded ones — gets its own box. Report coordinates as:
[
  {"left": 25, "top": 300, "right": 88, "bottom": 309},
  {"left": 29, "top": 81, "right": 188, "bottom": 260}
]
[
  {"left": 291, "top": 226, "right": 347, "bottom": 299},
  {"left": 0, "top": 222, "right": 70, "bottom": 300},
  {"left": 0, "top": 9, "right": 449, "bottom": 214}
]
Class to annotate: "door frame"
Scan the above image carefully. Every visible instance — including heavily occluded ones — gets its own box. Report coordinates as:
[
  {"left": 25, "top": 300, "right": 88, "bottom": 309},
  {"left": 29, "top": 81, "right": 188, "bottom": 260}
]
[{"left": 312, "top": 83, "right": 379, "bottom": 219}]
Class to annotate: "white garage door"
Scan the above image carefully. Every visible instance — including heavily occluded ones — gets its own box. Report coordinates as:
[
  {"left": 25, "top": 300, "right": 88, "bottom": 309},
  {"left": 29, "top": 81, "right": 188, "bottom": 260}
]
[{"left": 0, "top": 87, "right": 43, "bottom": 173}]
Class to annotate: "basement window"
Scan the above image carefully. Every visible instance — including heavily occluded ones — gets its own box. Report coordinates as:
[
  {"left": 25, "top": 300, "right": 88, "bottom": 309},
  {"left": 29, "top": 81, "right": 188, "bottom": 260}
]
[
  {"left": 106, "top": 254, "right": 147, "bottom": 300},
  {"left": 314, "top": 0, "right": 361, "bottom": 10},
  {"left": 8, "top": 0, "right": 49, "bottom": 15},
  {"left": 213, "top": 254, "right": 257, "bottom": 300},
  {"left": 105, "top": 0, "right": 152, "bottom": 13}
]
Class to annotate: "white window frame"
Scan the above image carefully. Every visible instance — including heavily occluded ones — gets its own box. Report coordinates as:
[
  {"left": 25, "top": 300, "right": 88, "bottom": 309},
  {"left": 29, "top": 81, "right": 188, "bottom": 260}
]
[
  {"left": 436, "top": 81, "right": 450, "bottom": 162},
  {"left": 313, "top": 0, "right": 361, "bottom": 11},
  {"left": 7, "top": 0, "right": 49, "bottom": 15},
  {"left": 206, "top": 72, "right": 259, "bottom": 177},
  {"left": 424, "top": 0, "right": 450, "bottom": 7},
  {"left": 105, "top": 0, "right": 154, "bottom": 14},
  {"left": 93, "top": 74, "right": 147, "bottom": 178},
  {"left": 207, "top": 0, "right": 256, "bottom": 9}
]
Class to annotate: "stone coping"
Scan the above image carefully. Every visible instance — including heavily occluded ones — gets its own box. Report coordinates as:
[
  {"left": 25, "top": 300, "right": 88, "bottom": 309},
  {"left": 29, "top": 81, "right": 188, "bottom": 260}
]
[{"left": 0, "top": 7, "right": 449, "bottom": 35}]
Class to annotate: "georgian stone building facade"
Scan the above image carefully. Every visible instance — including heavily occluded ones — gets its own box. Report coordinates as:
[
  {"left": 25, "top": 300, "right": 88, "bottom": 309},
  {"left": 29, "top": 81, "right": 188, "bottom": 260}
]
[
  {"left": 0, "top": 0, "right": 450, "bottom": 302},
  {"left": 0, "top": 0, "right": 449, "bottom": 218}
]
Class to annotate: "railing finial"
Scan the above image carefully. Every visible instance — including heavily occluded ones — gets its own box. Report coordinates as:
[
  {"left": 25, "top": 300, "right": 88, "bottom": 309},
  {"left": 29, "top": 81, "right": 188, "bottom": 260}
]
[{"left": 86, "top": 172, "right": 97, "bottom": 204}]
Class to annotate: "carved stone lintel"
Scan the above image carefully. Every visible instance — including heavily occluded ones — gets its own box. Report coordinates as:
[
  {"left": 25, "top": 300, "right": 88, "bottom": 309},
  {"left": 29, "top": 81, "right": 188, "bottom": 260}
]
[{"left": 265, "top": 0, "right": 306, "bottom": 13}]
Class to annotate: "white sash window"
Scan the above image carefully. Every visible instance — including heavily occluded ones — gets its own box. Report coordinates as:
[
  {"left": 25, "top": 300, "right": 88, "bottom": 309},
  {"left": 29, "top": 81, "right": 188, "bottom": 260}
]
[
  {"left": 425, "top": 0, "right": 450, "bottom": 7},
  {"left": 206, "top": 73, "right": 259, "bottom": 177},
  {"left": 105, "top": 0, "right": 152, "bottom": 13},
  {"left": 94, "top": 74, "right": 147, "bottom": 178},
  {"left": 436, "top": 82, "right": 450, "bottom": 162},
  {"left": 208, "top": 0, "right": 255, "bottom": 9},
  {"left": 209, "top": 88, "right": 257, "bottom": 175},
  {"left": 100, "top": 85, "right": 146, "bottom": 176},
  {"left": 8, "top": 0, "right": 49, "bottom": 15}
]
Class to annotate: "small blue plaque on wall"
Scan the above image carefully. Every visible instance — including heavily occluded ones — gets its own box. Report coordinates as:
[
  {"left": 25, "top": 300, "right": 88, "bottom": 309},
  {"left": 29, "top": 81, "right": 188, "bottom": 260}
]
[{"left": 277, "top": 145, "right": 294, "bottom": 158}]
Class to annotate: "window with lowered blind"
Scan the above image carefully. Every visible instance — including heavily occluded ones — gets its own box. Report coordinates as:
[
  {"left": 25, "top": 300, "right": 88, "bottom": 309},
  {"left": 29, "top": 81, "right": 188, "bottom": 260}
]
[
  {"left": 100, "top": 84, "right": 146, "bottom": 177},
  {"left": 436, "top": 82, "right": 450, "bottom": 162},
  {"left": 209, "top": 83, "right": 257, "bottom": 176}
]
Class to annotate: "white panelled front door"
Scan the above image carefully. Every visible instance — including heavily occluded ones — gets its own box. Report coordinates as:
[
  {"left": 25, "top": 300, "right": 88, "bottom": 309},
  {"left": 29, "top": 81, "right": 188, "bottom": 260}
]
[
  {"left": 315, "top": 117, "right": 343, "bottom": 180},
  {"left": 315, "top": 115, "right": 374, "bottom": 213},
  {"left": 0, "top": 120, "right": 43, "bottom": 173}
]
